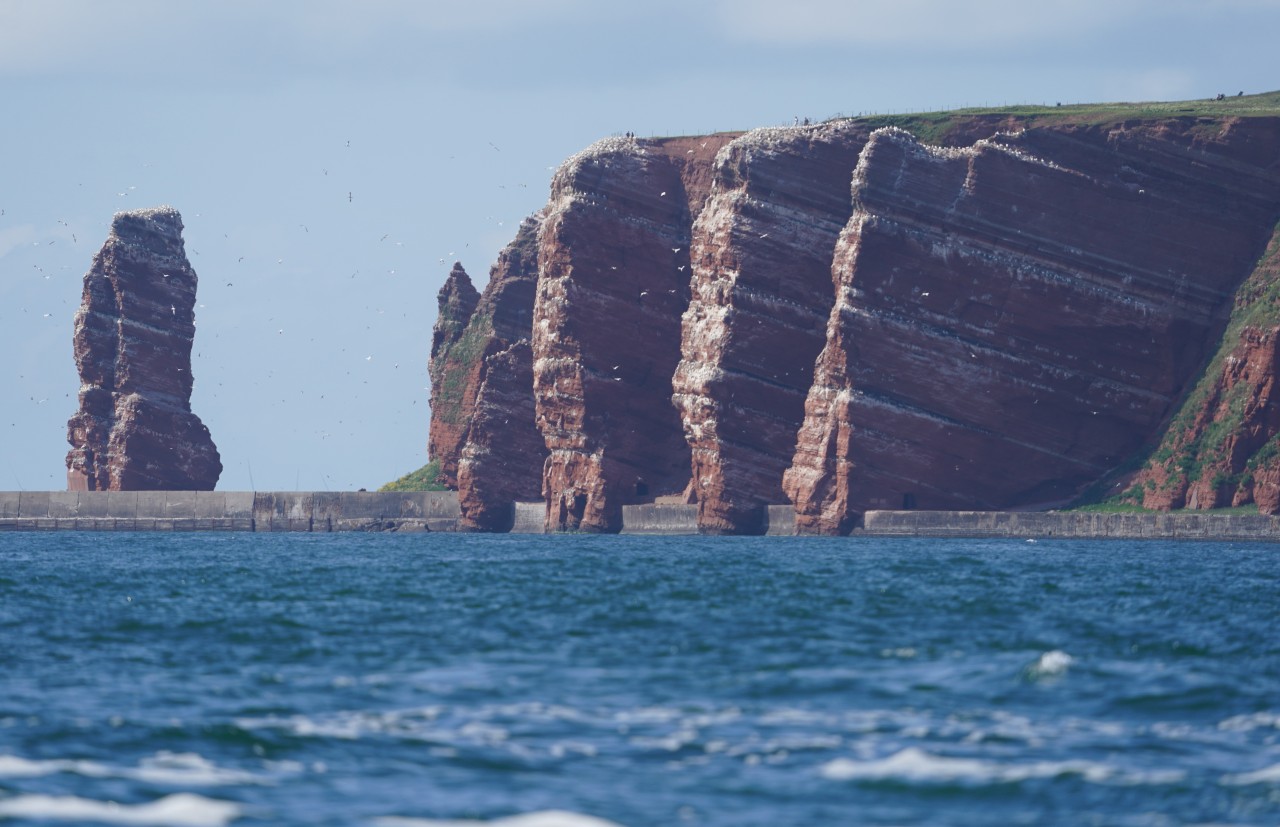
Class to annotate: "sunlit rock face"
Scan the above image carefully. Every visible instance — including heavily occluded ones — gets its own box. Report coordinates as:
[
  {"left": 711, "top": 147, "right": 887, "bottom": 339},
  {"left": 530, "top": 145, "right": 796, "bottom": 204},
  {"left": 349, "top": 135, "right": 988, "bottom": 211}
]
[
  {"left": 673, "top": 123, "right": 870, "bottom": 533},
  {"left": 784, "top": 120, "right": 1280, "bottom": 533},
  {"left": 66, "top": 206, "right": 221, "bottom": 491},
  {"left": 433, "top": 114, "right": 1280, "bottom": 535},
  {"left": 532, "top": 135, "right": 733, "bottom": 532}
]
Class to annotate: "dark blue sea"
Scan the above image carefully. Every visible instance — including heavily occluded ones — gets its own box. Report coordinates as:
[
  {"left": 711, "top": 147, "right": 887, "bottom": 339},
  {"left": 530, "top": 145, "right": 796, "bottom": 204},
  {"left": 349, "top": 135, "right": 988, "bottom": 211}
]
[{"left": 1, "top": 533, "right": 1278, "bottom": 826}]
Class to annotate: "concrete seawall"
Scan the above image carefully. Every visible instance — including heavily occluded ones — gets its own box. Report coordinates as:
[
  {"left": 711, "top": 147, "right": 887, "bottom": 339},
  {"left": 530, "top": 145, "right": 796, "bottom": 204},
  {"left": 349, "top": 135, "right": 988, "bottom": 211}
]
[
  {"left": 860, "top": 510, "right": 1280, "bottom": 541},
  {"left": 0, "top": 491, "right": 461, "bottom": 532},
  {"left": 3, "top": 493, "right": 1279, "bottom": 540}
]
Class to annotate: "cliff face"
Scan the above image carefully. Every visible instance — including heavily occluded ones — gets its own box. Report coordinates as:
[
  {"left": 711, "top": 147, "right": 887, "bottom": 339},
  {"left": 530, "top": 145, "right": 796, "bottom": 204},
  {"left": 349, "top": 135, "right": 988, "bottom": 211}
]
[
  {"left": 784, "top": 120, "right": 1280, "bottom": 532},
  {"left": 66, "top": 207, "right": 221, "bottom": 491},
  {"left": 1122, "top": 220, "right": 1280, "bottom": 512},
  {"left": 428, "top": 103, "right": 1280, "bottom": 534},
  {"left": 673, "top": 123, "right": 869, "bottom": 533},
  {"left": 532, "top": 136, "right": 730, "bottom": 532},
  {"left": 454, "top": 215, "right": 547, "bottom": 531}
]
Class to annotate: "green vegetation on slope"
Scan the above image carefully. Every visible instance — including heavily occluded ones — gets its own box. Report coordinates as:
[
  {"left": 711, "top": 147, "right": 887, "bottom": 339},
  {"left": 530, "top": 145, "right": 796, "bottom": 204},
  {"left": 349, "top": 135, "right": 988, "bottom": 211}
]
[
  {"left": 1071, "top": 501, "right": 1260, "bottom": 515},
  {"left": 843, "top": 89, "right": 1280, "bottom": 146},
  {"left": 430, "top": 311, "right": 493, "bottom": 427},
  {"left": 380, "top": 459, "right": 448, "bottom": 492}
]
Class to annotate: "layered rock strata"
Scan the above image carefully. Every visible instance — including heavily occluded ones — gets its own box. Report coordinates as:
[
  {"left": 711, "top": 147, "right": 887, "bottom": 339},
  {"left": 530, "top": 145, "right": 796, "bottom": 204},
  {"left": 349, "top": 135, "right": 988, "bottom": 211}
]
[
  {"left": 673, "top": 123, "right": 869, "bottom": 533},
  {"left": 1123, "top": 220, "right": 1280, "bottom": 513},
  {"left": 66, "top": 206, "right": 221, "bottom": 491},
  {"left": 784, "top": 121, "right": 1280, "bottom": 533},
  {"left": 428, "top": 109, "right": 1280, "bottom": 534},
  {"left": 533, "top": 136, "right": 733, "bottom": 531}
]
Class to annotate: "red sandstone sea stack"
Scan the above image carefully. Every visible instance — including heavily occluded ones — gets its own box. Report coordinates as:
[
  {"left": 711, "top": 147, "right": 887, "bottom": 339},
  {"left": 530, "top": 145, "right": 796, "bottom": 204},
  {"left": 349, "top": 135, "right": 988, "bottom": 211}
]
[
  {"left": 426, "top": 262, "right": 483, "bottom": 488},
  {"left": 66, "top": 206, "right": 221, "bottom": 491}
]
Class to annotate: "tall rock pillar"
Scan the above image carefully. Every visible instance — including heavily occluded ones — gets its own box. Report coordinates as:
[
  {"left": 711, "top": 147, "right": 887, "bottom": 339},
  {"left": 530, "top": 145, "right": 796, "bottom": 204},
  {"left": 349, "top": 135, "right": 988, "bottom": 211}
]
[{"left": 66, "top": 206, "right": 221, "bottom": 491}]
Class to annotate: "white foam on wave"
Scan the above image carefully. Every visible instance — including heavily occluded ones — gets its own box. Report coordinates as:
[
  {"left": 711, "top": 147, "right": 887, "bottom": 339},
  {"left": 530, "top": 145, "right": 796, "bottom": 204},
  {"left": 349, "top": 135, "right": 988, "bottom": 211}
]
[
  {"left": 1025, "top": 650, "right": 1073, "bottom": 679},
  {"left": 0, "top": 792, "right": 240, "bottom": 826},
  {"left": 0, "top": 751, "right": 264, "bottom": 786},
  {"left": 820, "top": 747, "right": 1183, "bottom": 786},
  {"left": 1222, "top": 763, "right": 1280, "bottom": 786},
  {"left": 1218, "top": 711, "right": 1280, "bottom": 732},
  {"left": 0, "top": 754, "right": 55, "bottom": 777},
  {"left": 372, "top": 810, "right": 625, "bottom": 827}
]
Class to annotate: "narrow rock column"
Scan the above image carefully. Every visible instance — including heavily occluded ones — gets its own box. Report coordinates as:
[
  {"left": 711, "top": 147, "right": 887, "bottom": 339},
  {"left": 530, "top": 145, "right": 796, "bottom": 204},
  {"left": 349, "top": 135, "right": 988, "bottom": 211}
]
[
  {"left": 427, "top": 262, "right": 482, "bottom": 488},
  {"left": 66, "top": 206, "right": 221, "bottom": 491}
]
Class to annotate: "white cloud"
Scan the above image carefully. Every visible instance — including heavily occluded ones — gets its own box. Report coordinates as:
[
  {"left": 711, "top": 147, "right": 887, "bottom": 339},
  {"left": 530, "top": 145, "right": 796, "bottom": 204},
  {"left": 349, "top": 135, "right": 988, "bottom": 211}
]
[
  {"left": 0, "top": 0, "right": 592, "bottom": 76},
  {"left": 0, "top": 225, "right": 38, "bottom": 260}
]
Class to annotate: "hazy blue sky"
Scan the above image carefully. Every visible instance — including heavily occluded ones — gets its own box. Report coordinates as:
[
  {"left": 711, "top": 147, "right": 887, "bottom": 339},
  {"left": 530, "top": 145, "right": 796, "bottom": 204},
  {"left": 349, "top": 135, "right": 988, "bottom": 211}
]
[{"left": 3, "top": 0, "right": 1278, "bottom": 492}]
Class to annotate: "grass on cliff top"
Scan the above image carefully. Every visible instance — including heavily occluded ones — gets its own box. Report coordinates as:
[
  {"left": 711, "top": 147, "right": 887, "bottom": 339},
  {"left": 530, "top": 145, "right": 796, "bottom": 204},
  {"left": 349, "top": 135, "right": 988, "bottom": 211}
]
[
  {"left": 841, "top": 89, "right": 1280, "bottom": 145},
  {"left": 380, "top": 459, "right": 448, "bottom": 492}
]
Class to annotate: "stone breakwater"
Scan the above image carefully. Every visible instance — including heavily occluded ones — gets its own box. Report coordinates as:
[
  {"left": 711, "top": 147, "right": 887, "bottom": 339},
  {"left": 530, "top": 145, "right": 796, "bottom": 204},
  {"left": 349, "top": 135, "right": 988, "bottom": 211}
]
[
  {"left": 5, "top": 491, "right": 1280, "bottom": 542},
  {"left": 0, "top": 491, "right": 460, "bottom": 532}
]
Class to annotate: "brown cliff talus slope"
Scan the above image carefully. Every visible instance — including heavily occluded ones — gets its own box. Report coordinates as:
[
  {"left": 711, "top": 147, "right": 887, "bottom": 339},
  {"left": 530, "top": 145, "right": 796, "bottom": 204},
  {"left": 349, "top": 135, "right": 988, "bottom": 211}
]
[
  {"left": 533, "top": 135, "right": 735, "bottom": 532},
  {"left": 784, "top": 120, "right": 1280, "bottom": 533},
  {"left": 1119, "top": 220, "right": 1280, "bottom": 513},
  {"left": 66, "top": 207, "right": 221, "bottom": 491},
  {"left": 674, "top": 123, "right": 869, "bottom": 533}
]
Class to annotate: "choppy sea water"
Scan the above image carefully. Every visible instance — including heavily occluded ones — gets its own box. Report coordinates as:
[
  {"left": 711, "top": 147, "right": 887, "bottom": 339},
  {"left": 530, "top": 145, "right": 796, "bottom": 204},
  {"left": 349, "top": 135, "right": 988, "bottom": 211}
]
[{"left": 0, "top": 532, "right": 1278, "bottom": 826}]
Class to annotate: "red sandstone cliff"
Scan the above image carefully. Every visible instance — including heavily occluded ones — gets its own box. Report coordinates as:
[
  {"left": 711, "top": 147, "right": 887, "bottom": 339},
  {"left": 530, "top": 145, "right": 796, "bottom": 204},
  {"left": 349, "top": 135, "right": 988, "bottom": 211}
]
[
  {"left": 66, "top": 207, "right": 221, "bottom": 491},
  {"left": 533, "top": 135, "right": 734, "bottom": 531},
  {"left": 427, "top": 106, "right": 1280, "bottom": 534},
  {"left": 454, "top": 215, "right": 548, "bottom": 531},
  {"left": 673, "top": 123, "right": 869, "bottom": 533},
  {"left": 784, "top": 120, "right": 1280, "bottom": 533}
]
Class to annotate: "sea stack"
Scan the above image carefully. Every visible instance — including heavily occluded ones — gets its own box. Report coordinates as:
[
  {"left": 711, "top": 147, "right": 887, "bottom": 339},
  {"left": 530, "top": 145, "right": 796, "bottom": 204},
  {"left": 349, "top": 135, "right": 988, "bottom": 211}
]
[{"left": 65, "top": 206, "right": 222, "bottom": 491}]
